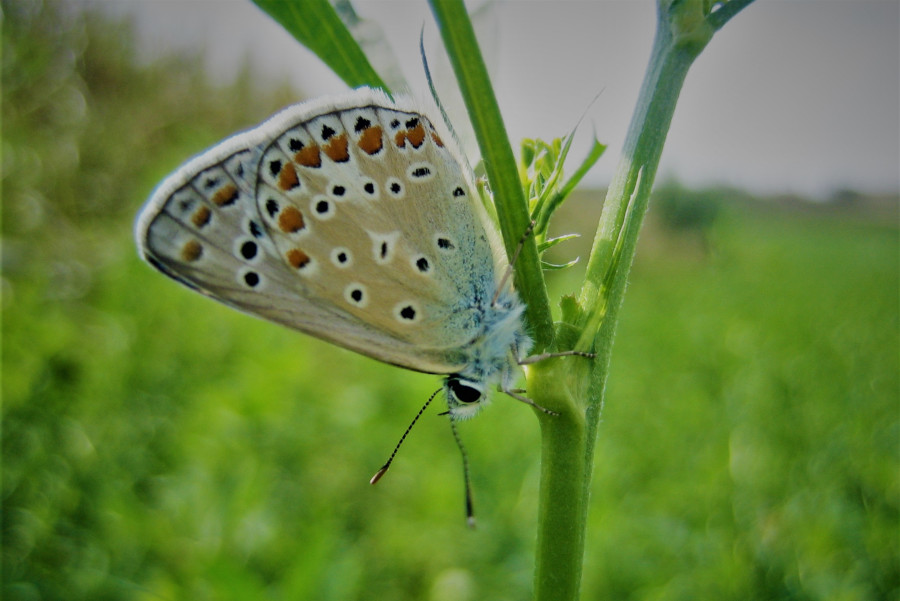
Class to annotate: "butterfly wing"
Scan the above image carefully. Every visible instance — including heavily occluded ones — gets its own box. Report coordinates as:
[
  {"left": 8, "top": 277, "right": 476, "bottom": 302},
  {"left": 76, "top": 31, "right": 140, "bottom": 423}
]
[{"left": 135, "top": 88, "right": 506, "bottom": 375}]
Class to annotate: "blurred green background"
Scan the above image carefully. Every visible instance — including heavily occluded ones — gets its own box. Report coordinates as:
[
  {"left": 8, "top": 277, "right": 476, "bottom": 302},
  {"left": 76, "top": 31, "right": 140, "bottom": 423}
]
[{"left": 3, "top": 3, "right": 897, "bottom": 600}]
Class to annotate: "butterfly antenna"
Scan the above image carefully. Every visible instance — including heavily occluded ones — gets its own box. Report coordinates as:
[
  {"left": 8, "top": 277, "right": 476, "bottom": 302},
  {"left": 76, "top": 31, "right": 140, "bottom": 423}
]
[
  {"left": 492, "top": 220, "right": 536, "bottom": 307},
  {"left": 420, "top": 29, "right": 452, "bottom": 139},
  {"left": 420, "top": 27, "right": 476, "bottom": 178},
  {"left": 370, "top": 387, "right": 442, "bottom": 485},
  {"left": 448, "top": 414, "right": 476, "bottom": 528}
]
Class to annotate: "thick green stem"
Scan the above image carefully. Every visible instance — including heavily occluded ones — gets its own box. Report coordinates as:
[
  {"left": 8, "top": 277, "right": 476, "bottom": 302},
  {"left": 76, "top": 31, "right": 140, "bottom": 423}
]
[
  {"left": 530, "top": 358, "right": 587, "bottom": 601},
  {"left": 579, "top": 7, "right": 709, "bottom": 323},
  {"left": 529, "top": 1, "right": 761, "bottom": 600},
  {"left": 577, "top": 3, "right": 711, "bottom": 503}
]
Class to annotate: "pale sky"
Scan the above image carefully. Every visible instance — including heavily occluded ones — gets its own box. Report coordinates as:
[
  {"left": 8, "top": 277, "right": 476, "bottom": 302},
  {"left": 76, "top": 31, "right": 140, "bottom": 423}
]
[{"left": 103, "top": 0, "right": 899, "bottom": 199}]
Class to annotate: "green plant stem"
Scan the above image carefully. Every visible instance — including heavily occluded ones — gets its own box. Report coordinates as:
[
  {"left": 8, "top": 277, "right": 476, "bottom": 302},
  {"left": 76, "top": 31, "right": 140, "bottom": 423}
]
[
  {"left": 428, "top": 0, "right": 554, "bottom": 349},
  {"left": 532, "top": 2, "right": 753, "bottom": 600},
  {"left": 529, "top": 358, "right": 587, "bottom": 601}
]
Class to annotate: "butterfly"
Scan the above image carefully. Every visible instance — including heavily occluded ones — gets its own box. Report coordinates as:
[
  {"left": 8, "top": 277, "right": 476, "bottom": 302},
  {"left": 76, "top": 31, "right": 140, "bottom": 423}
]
[{"left": 135, "top": 87, "right": 551, "bottom": 422}]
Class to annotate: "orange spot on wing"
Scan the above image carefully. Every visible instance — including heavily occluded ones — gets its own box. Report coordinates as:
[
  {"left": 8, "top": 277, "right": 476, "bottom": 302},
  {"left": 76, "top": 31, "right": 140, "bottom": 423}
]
[
  {"left": 181, "top": 239, "right": 203, "bottom": 262},
  {"left": 211, "top": 184, "right": 239, "bottom": 206},
  {"left": 295, "top": 144, "right": 321, "bottom": 168},
  {"left": 395, "top": 123, "right": 426, "bottom": 149},
  {"left": 278, "top": 206, "right": 305, "bottom": 233},
  {"left": 431, "top": 132, "right": 444, "bottom": 147},
  {"left": 406, "top": 123, "right": 425, "bottom": 148},
  {"left": 357, "top": 126, "right": 383, "bottom": 155},
  {"left": 286, "top": 248, "right": 310, "bottom": 269},
  {"left": 278, "top": 162, "right": 299, "bottom": 191},
  {"left": 323, "top": 133, "right": 349, "bottom": 163},
  {"left": 191, "top": 206, "right": 211, "bottom": 228}
]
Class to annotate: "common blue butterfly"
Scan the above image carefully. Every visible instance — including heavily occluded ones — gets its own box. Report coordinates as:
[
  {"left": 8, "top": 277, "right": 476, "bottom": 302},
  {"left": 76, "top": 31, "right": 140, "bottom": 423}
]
[{"left": 135, "top": 87, "right": 543, "bottom": 422}]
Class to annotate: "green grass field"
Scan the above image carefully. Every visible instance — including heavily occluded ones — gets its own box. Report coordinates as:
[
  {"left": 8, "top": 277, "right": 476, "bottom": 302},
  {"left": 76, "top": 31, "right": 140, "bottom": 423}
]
[{"left": 3, "top": 4, "right": 897, "bottom": 600}]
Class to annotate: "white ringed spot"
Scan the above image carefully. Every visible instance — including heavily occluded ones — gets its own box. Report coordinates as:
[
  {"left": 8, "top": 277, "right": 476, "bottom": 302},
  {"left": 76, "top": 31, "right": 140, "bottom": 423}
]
[
  {"left": 406, "top": 162, "right": 435, "bottom": 183},
  {"left": 234, "top": 238, "right": 262, "bottom": 264},
  {"left": 344, "top": 283, "right": 368, "bottom": 308},
  {"left": 411, "top": 255, "right": 432, "bottom": 275},
  {"left": 330, "top": 247, "right": 353, "bottom": 268},
  {"left": 361, "top": 178, "right": 379, "bottom": 199},
  {"left": 394, "top": 301, "right": 421, "bottom": 323},
  {"left": 369, "top": 231, "right": 400, "bottom": 265},
  {"left": 237, "top": 267, "right": 265, "bottom": 289},
  {"left": 329, "top": 183, "right": 348, "bottom": 200},
  {"left": 311, "top": 195, "right": 336, "bottom": 220},
  {"left": 385, "top": 177, "right": 405, "bottom": 199}
]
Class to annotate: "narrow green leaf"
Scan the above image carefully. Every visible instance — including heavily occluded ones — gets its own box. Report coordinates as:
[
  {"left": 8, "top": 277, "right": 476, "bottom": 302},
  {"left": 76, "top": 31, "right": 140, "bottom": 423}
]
[
  {"left": 331, "top": 0, "right": 408, "bottom": 91},
  {"left": 541, "top": 258, "right": 579, "bottom": 271},
  {"left": 537, "top": 233, "right": 580, "bottom": 253},
  {"left": 558, "top": 138, "right": 607, "bottom": 200},
  {"left": 534, "top": 138, "right": 607, "bottom": 236},
  {"left": 252, "top": 0, "right": 389, "bottom": 92},
  {"left": 520, "top": 139, "right": 536, "bottom": 171}
]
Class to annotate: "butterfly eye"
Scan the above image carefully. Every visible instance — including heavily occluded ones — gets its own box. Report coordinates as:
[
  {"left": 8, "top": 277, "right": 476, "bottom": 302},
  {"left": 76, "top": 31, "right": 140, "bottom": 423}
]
[{"left": 447, "top": 377, "right": 484, "bottom": 405}]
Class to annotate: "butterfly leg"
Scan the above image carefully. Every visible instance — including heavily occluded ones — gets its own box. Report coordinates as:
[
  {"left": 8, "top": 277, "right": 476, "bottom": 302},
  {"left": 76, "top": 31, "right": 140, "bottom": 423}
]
[
  {"left": 501, "top": 385, "right": 559, "bottom": 416},
  {"left": 518, "top": 349, "right": 596, "bottom": 365}
]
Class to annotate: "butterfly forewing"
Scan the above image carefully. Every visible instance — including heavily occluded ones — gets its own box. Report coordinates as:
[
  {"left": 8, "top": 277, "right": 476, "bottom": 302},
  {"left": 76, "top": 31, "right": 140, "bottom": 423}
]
[{"left": 136, "top": 89, "right": 505, "bottom": 375}]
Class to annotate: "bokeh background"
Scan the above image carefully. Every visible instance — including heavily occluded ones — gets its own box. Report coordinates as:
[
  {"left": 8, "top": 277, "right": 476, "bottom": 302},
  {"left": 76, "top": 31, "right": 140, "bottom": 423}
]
[{"left": 3, "top": 2, "right": 897, "bottom": 600}]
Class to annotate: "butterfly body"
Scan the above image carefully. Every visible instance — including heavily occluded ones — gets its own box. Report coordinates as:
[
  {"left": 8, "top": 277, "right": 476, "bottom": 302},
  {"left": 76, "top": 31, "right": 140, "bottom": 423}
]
[{"left": 136, "top": 87, "right": 530, "bottom": 417}]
